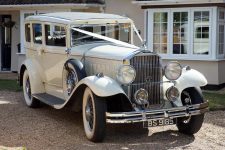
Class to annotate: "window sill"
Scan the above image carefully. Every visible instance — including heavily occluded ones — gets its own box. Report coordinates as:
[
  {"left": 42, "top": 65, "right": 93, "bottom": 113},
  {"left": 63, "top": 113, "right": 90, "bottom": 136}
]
[{"left": 160, "top": 55, "right": 220, "bottom": 61}]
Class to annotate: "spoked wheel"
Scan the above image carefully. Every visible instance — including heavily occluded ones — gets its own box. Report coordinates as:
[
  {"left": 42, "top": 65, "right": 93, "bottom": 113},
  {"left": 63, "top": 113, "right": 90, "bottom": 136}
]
[
  {"left": 176, "top": 87, "right": 205, "bottom": 135},
  {"left": 22, "top": 70, "right": 40, "bottom": 108},
  {"left": 63, "top": 63, "right": 78, "bottom": 98},
  {"left": 82, "top": 87, "right": 106, "bottom": 142}
]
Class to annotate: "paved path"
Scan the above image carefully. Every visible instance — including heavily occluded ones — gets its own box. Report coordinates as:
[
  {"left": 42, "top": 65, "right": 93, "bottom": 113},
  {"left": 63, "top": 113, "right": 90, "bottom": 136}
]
[{"left": 0, "top": 91, "right": 224, "bottom": 150}]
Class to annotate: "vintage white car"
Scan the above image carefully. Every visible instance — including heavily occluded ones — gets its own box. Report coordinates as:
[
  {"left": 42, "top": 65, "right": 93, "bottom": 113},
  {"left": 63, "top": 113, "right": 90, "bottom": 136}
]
[{"left": 19, "top": 12, "right": 209, "bottom": 142}]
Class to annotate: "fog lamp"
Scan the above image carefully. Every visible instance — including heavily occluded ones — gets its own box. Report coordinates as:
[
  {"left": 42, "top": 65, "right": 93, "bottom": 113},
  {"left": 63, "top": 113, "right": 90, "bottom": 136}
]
[
  {"left": 134, "top": 88, "right": 149, "bottom": 105},
  {"left": 166, "top": 86, "right": 180, "bottom": 102}
]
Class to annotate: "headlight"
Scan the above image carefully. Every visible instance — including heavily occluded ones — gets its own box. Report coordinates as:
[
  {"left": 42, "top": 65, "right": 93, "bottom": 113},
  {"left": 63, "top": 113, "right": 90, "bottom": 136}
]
[
  {"left": 166, "top": 86, "right": 180, "bottom": 102},
  {"left": 164, "top": 61, "right": 182, "bottom": 80},
  {"left": 116, "top": 65, "right": 136, "bottom": 84},
  {"left": 134, "top": 88, "right": 149, "bottom": 105}
]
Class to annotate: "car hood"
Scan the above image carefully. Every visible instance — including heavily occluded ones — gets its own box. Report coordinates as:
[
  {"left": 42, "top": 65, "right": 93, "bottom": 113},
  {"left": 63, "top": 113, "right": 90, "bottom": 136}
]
[{"left": 71, "top": 43, "right": 140, "bottom": 60}]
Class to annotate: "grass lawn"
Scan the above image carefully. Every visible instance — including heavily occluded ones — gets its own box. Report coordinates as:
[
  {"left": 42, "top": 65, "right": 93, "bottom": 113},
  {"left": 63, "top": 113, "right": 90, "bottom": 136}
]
[
  {"left": 0, "top": 79, "right": 22, "bottom": 92},
  {"left": 203, "top": 92, "right": 225, "bottom": 111}
]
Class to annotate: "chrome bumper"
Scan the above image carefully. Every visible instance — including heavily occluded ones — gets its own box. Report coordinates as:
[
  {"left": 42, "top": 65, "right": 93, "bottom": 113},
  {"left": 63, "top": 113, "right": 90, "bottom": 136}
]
[{"left": 106, "top": 102, "right": 209, "bottom": 123}]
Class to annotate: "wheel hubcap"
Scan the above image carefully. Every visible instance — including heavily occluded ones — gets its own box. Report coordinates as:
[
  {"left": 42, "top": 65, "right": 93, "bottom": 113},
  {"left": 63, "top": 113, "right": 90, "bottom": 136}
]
[
  {"left": 182, "top": 91, "right": 192, "bottom": 124},
  {"left": 85, "top": 97, "right": 94, "bottom": 130},
  {"left": 25, "top": 77, "right": 31, "bottom": 99},
  {"left": 66, "top": 69, "right": 77, "bottom": 95}
]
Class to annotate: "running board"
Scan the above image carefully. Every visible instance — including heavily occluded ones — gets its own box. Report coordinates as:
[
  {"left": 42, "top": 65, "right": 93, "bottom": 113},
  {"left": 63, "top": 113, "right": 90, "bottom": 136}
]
[{"left": 33, "top": 93, "right": 65, "bottom": 107}]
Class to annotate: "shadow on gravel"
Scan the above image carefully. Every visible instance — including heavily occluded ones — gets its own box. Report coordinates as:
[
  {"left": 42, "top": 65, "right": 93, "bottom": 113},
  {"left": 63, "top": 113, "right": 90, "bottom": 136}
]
[{"left": 105, "top": 124, "right": 195, "bottom": 149}]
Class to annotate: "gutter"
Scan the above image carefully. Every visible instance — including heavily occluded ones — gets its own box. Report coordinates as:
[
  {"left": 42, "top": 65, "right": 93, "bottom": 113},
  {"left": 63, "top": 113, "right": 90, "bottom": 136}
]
[
  {"left": 0, "top": 3, "right": 105, "bottom": 9},
  {"left": 132, "top": 0, "right": 225, "bottom": 6}
]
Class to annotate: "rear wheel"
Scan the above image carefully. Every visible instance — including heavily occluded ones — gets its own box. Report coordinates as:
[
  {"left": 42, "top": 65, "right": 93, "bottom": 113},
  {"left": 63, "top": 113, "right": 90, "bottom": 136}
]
[
  {"left": 176, "top": 87, "right": 204, "bottom": 135},
  {"left": 22, "top": 70, "right": 40, "bottom": 108},
  {"left": 82, "top": 87, "right": 106, "bottom": 142}
]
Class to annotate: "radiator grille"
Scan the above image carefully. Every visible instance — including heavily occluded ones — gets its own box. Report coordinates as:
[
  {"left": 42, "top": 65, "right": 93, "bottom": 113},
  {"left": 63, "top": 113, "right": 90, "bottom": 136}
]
[{"left": 130, "top": 54, "right": 162, "bottom": 106}]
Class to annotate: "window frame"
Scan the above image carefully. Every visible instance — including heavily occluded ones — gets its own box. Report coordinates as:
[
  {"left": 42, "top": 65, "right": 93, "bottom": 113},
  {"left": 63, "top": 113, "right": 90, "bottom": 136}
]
[
  {"left": 25, "top": 23, "right": 31, "bottom": 43},
  {"left": 147, "top": 7, "right": 215, "bottom": 60}
]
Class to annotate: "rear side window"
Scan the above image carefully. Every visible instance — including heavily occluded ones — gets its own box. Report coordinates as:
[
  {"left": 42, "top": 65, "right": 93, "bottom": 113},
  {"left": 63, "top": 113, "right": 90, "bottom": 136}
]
[
  {"left": 45, "top": 24, "right": 66, "bottom": 47},
  {"left": 25, "top": 23, "right": 31, "bottom": 42},
  {"left": 32, "top": 23, "right": 42, "bottom": 44}
]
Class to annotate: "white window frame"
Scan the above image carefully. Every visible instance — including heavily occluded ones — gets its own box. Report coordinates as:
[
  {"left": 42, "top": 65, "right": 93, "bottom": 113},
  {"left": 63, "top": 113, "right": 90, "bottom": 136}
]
[
  {"left": 146, "top": 7, "right": 217, "bottom": 60},
  {"left": 170, "top": 9, "right": 190, "bottom": 58}
]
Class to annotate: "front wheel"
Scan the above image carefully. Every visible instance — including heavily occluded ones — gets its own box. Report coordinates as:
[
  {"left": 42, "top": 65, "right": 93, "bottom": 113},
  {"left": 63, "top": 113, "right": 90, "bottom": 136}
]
[
  {"left": 82, "top": 87, "right": 106, "bottom": 142},
  {"left": 176, "top": 87, "right": 205, "bottom": 135}
]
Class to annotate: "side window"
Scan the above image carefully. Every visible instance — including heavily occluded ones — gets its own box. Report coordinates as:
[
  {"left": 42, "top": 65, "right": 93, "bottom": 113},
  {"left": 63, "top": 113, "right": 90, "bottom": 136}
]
[
  {"left": 25, "top": 23, "right": 31, "bottom": 42},
  {"left": 32, "top": 23, "right": 42, "bottom": 44},
  {"left": 45, "top": 24, "right": 66, "bottom": 47}
]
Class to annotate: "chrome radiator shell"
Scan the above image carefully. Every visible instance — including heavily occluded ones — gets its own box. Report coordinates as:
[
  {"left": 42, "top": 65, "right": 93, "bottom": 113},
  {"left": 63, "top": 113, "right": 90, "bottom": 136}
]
[{"left": 129, "top": 53, "right": 163, "bottom": 106}]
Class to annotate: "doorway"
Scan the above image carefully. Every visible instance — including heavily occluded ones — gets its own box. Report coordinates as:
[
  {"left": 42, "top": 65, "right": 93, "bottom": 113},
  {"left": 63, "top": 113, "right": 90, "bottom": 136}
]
[{"left": 1, "top": 15, "right": 12, "bottom": 71}]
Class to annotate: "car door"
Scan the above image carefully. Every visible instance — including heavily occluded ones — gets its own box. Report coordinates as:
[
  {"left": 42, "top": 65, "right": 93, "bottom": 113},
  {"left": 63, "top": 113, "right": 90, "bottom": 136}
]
[{"left": 41, "top": 23, "right": 68, "bottom": 99}]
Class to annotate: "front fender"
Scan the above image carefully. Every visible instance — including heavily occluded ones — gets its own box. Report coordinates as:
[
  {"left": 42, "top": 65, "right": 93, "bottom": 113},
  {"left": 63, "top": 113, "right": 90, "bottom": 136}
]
[
  {"left": 76, "top": 75, "right": 126, "bottom": 97},
  {"left": 55, "top": 75, "right": 127, "bottom": 109},
  {"left": 163, "top": 68, "right": 207, "bottom": 106},
  {"left": 175, "top": 69, "right": 207, "bottom": 91},
  {"left": 20, "top": 59, "right": 45, "bottom": 94}
]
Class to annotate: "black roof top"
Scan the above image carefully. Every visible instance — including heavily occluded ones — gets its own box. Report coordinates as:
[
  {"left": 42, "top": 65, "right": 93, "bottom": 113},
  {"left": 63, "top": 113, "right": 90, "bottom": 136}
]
[{"left": 0, "top": 0, "right": 104, "bottom": 5}]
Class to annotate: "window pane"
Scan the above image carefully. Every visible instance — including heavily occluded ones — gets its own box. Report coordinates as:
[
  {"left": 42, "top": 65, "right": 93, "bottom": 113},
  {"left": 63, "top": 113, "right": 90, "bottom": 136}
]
[
  {"left": 154, "top": 13, "right": 161, "bottom": 22},
  {"left": 194, "top": 12, "right": 201, "bottom": 21},
  {"left": 173, "top": 12, "right": 188, "bottom": 54},
  {"left": 25, "top": 24, "right": 31, "bottom": 42},
  {"left": 218, "top": 25, "right": 224, "bottom": 55},
  {"left": 161, "top": 13, "right": 168, "bottom": 22},
  {"left": 45, "top": 24, "right": 66, "bottom": 47},
  {"left": 154, "top": 23, "right": 160, "bottom": 33},
  {"left": 181, "top": 12, "right": 188, "bottom": 22},
  {"left": 219, "top": 11, "right": 224, "bottom": 20},
  {"left": 193, "top": 11, "right": 210, "bottom": 55},
  {"left": 33, "top": 23, "right": 42, "bottom": 44},
  {"left": 153, "top": 12, "right": 168, "bottom": 54},
  {"left": 173, "top": 12, "right": 180, "bottom": 22},
  {"left": 119, "top": 23, "right": 130, "bottom": 43}
]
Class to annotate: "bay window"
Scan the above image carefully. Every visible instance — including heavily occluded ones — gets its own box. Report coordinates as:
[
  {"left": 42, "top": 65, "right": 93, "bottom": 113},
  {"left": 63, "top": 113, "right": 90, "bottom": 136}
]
[{"left": 147, "top": 8, "right": 215, "bottom": 60}]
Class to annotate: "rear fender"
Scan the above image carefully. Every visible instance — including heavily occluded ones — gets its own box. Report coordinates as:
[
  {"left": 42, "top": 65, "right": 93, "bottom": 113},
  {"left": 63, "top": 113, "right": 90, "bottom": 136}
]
[{"left": 20, "top": 59, "right": 45, "bottom": 94}]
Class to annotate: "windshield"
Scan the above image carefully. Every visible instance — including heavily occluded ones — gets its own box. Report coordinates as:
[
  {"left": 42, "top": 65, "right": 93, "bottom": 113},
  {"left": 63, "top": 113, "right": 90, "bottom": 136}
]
[{"left": 71, "top": 23, "right": 131, "bottom": 46}]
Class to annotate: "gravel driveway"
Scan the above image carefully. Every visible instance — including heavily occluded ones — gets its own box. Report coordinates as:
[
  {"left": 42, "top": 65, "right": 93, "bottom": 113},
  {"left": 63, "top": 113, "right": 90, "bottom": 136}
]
[{"left": 0, "top": 91, "right": 224, "bottom": 150}]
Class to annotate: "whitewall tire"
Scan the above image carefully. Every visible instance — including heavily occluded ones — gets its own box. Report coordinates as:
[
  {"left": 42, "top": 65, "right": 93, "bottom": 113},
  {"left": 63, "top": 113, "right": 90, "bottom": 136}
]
[
  {"left": 82, "top": 87, "right": 106, "bottom": 142},
  {"left": 22, "top": 70, "right": 40, "bottom": 108}
]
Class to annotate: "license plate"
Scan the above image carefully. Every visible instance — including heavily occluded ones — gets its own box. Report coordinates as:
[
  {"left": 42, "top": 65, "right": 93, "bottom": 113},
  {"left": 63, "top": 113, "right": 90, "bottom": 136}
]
[{"left": 143, "top": 118, "right": 175, "bottom": 128}]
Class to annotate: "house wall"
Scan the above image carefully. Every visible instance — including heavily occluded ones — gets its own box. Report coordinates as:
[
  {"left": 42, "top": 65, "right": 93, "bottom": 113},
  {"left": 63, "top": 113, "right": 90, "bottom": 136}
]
[
  {"left": 218, "top": 60, "right": 225, "bottom": 84},
  {"left": 104, "top": 0, "right": 144, "bottom": 46},
  {"left": 11, "top": 11, "right": 20, "bottom": 72}
]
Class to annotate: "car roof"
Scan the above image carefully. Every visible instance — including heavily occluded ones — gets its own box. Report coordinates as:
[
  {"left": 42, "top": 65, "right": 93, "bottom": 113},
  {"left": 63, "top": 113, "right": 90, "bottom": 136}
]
[{"left": 25, "top": 12, "right": 132, "bottom": 24}]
